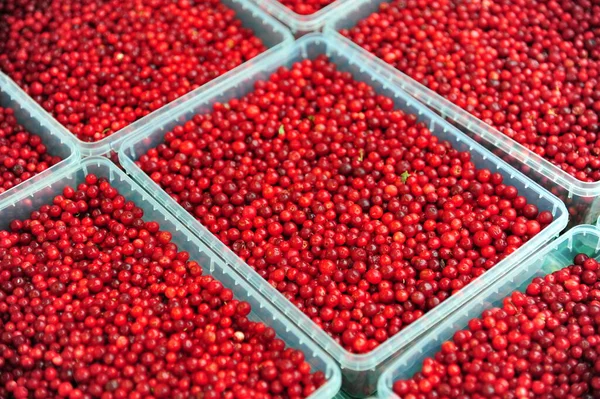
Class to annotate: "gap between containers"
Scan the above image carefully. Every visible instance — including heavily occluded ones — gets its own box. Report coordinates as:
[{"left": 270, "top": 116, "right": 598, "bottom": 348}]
[
  {"left": 322, "top": 0, "right": 600, "bottom": 227},
  {"left": 117, "top": 33, "right": 569, "bottom": 397},
  {"left": 0, "top": 156, "right": 342, "bottom": 399}
]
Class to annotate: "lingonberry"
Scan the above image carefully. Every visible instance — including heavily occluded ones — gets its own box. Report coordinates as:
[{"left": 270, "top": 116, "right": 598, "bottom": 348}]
[
  {"left": 393, "top": 253, "right": 600, "bottom": 398},
  {"left": 137, "top": 55, "right": 554, "bottom": 354},
  {"left": 0, "top": 107, "right": 61, "bottom": 193},
  {"left": 0, "top": 175, "right": 326, "bottom": 398},
  {"left": 0, "top": 0, "right": 266, "bottom": 142},
  {"left": 342, "top": 0, "right": 600, "bottom": 182}
]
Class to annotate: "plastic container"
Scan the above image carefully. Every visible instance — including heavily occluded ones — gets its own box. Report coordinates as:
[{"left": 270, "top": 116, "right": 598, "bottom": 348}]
[
  {"left": 0, "top": 156, "right": 341, "bottom": 399},
  {"left": 118, "top": 34, "right": 569, "bottom": 397},
  {"left": 378, "top": 223, "right": 600, "bottom": 398},
  {"left": 248, "top": 0, "right": 351, "bottom": 36},
  {"left": 0, "top": 0, "right": 293, "bottom": 158},
  {"left": 323, "top": 0, "right": 600, "bottom": 227},
  {"left": 0, "top": 73, "right": 79, "bottom": 203}
]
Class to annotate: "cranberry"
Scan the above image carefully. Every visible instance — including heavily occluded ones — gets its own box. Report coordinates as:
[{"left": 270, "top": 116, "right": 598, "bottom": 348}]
[
  {"left": 342, "top": 0, "right": 600, "bottom": 182},
  {"left": 0, "top": 106, "right": 61, "bottom": 193},
  {"left": 0, "top": 174, "right": 326, "bottom": 398},
  {"left": 0, "top": 0, "right": 266, "bottom": 142},
  {"left": 136, "top": 55, "right": 554, "bottom": 354},
  {"left": 393, "top": 253, "right": 600, "bottom": 398}
]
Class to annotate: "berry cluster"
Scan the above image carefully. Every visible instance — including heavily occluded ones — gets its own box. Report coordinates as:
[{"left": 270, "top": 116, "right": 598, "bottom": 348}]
[
  {"left": 0, "top": 175, "right": 326, "bottom": 399},
  {"left": 137, "top": 56, "right": 554, "bottom": 354},
  {"left": 0, "top": 106, "right": 60, "bottom": 194},
  {"left": 342, "top": 0, "right": 600, "bottom": 182},
  {"left": 393, "top": 253, "right": 600, "bottom": 398},
  {"left": 0, "top": 0, "right": 266, "bottom": 142},
  {"left": 276, "top": 0, "right": 335, "bottom": 15}
]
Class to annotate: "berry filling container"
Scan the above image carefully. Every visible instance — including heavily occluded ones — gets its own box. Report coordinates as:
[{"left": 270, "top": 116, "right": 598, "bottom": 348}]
[
  {"left": 325, "top": 0, "right": 600, "bottom": 226},
  {"left": 118, "top": 34, "right": 568, "bottom": 397},
  {"left": 378, "top": 223, "right": 600, "bottom": 398},
  {"left": 0, "top": 73, "right": 79, "bottom": 203},
  {"left": 248, "top": 0, "right": 351, "bottom": 37},
  {"left": 0, "top": 0, "right": 292, "bottom": 157},
  {"left": 0, "top": 156, "right": 341, "bottom": 398}
]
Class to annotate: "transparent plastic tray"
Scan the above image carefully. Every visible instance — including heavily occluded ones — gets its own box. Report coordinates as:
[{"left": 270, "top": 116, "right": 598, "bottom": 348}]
[
  {"left": 0, "top": 73, "right": 79, "bottom": 204},
  {"left": 0, "top": 156, "right": 341, "bottom": 399},
  {"left": 378, "top": 223, "right": 600, "bottom": 398},
  {"left": 323, "top": 0, "right": 600, "bottom": 226},
  {"left": 118, "top": 34, "right": 569, "bottom": 397},
  {"left": 249, "top": 0, "right": 351, "bottom": 36},
  {"left": 0, "top": 0, "right": 293, "bottom": 158}
]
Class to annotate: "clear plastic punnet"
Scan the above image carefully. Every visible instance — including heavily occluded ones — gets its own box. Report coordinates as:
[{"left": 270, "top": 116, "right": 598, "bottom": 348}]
[
  {"left": 118, "top": 34, "right": 569, "bottom": 397},
  {"left": 248, "top": 0, "right": 351, "bottom": 36},
  {"left": 324, "top": 0, "right": 600, "bottom": 227},
  {"left": 378, "top": 224, "right": 600, "bottom": 398},
  {"left": 0, "top": 73, "right": 79, "bottom": 204},
  {"left": 0, "top": 0, "right": 293, "bottom": 158},
  {"left": 0, "top": 157, "right": 341, "bottom": 399}
]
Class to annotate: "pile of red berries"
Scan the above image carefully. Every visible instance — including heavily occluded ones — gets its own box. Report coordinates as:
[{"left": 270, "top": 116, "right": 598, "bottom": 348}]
[
  {"left": 0, "top": 0, "right": 266, "bottom": 142},
  {"left": 276, "top": 0, "right": 335, "bottom": 15},
  {"left": 0, "top": 175, "right": 326, "bottom": 399},
  {"left": 393, "top": 252, "right": 600, "bottom": 398},
  {"left": 342, "top": 0, "right": 600, "bottom": 182},
  {"left": 136, "top": 55, "right": 555, "bottom": 354},
  {"left": 0, "top": 106, "right": 61, "bottom": 194}
]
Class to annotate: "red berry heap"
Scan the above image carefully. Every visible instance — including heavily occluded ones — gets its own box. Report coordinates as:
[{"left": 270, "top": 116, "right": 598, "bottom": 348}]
[
  {"left": 0, "top": 0, "right": 266, "bottom": 142},
  {"left": 393, "top": 253, "right": 600, "bottom": 399},
  {"left": 0, "top": 106, "right": 61, "bottom": 194},
  {"left": 137, "top": 56, "right": 555, "bottom": 354},
  {"left": 276, "top": 0, "right": 335, "bottom": 15},
  {"left": 0, "top": 175, "right": 326, "bottom": 399},
  {"left": 342, "top": 0, "right": 600, "bottom": 182}
]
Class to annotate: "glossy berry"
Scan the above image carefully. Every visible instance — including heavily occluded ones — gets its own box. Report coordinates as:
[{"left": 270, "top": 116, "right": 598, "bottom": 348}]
[
  {"left": 342, "top": 0, "right": 600, "bottom": 182},
  {"left": 393, "top": 253, "right": 600, "bottom": 398},
  {"left": 137, "top": 55, "right": 554, "bottom": 354},
  {"left": 0, "top": 175, "right": 326, "bottom": 398},
  {"left": 0, "top": 106, "right": 61, "bottom": 193},
  {"left": 0, "top": 0, "right": 266, "bottom": 142}
]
